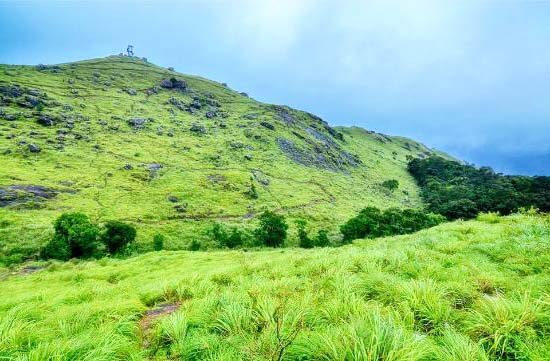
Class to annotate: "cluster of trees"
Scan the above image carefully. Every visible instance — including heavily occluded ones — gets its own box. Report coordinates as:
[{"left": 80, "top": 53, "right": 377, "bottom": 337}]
[
  {"left": 210, "top": 211, "right": 330, "bottom": 249},
  {"left": 408, "top": 156, "right": 550, "bottom": 220},
  {"left": 41, "top": 213, "right": 137, "bottom": 260},
  {"left": 340, "top": 207, "right": 445, "bottom": 242}
]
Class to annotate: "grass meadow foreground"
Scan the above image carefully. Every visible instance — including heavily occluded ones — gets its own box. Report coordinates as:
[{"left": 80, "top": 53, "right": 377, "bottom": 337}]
[{"left": 0, "top": 213, "right": 549, "bottom": 360}]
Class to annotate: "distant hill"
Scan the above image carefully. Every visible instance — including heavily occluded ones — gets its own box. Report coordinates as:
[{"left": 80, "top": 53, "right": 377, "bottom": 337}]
[{"left": 0, "top": 56, "right": 449, "bottom": 262}]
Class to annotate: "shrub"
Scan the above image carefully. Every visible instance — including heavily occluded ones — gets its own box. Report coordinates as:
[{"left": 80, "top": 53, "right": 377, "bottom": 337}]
[
  {"left": 153, "top": 233, "right": 165, "bottom": 251},
  {"left": 226, "top": 228, "right": 244, "bottom": 249},
  {"left": 381, "top": 179, "right": 399, "bottom": 191},
  {"left": 210, "top": 223, "right": 243, "bottom": 249},
  {"left": 245, "top": 178, "right": 258, "bottom": 199},
  {"left": 210, "top": 223, "right": 228, "bottom": 247},
  {"left": 340, "top": 207, "right": 382, "bottom": 243},
  {"left": 296, "top": 220, "right": 313, "bottom": 248},
  {"left": 41, "top": 212, "right": 101, "bottom": 260},
  {"left": 315, "top": 229, "right": 330, "bottom": 247},
  {"left": 101, "top": 221, "right": 136, "bottom": 254},
  {"left": 188, "top": 239, "right": 201, "bottom": 251},
  {"left": 254, "top": 210, "right": 288, "bottom": 247},
  {"left": 340, "top": 207, "right": 445, "bottom": 242}
]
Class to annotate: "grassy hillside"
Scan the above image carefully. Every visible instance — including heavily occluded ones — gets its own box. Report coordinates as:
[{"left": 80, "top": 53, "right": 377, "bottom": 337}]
[
  {"left": 0, "top": 213, "right": 548, "bottom": 360},
  {"left": 0, "top": 56, "right": 443, "bottom": 263}
]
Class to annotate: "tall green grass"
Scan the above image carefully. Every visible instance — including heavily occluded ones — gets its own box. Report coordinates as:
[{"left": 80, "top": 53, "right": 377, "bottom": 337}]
[{"left": 0, "top": 213, "right": 548, "bottom": 360}]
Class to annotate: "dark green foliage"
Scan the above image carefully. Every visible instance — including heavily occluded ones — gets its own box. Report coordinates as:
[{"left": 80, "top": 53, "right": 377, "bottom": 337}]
[
  {"left": 254, "top": 210, "right": 288, "bottom": 247},
  {"left": 314, "top": 229, "right": 330, "bottom": 247},
  {"left": 210, "top": 223, "right": 228, "bottom": 246},
  {"left": 408, "top": 156, "right": 550, "bottom": 219},
  {"left": 227, "top": 228, "right": 244, "bottom": 249},
  {"left": 153, "top": 233, "right": 165, "bottom": 251},
  {"left": 296, "top": 220, "right": 314, "bottom": 248},
  {"left": 41, "top": 212, "right": 101, "bottom": 260},
  {"left": 210, "top": 223, "right": 243, "bottom": 248},
  {"left": 101, "top": 221, "right": 136, "bottom": 254},
  {"left": 40, "top": 234, "right": 70, "bottom": 260},
  {"left": 381, "top": 179, "right": 399, "bottom": 191},
  {"left": 340, "top": 207, "right": 382, "bottom": 243},
  {"left": 188, "top": 239, "right": 201, "bottom": 251},
  {"left": 340, "top": 207, "right": 444, "bottom": 242}
]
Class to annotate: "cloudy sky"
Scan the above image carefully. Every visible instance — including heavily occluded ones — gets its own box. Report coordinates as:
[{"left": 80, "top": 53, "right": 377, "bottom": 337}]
[{"left": 1, "top": 0, "right": 549, "bottom": 175}]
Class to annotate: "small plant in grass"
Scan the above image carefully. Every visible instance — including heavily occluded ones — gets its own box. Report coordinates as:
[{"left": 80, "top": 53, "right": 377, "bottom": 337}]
[
  {"left": 245, "top": 177, "right": 258, "bottom": 199},
  {"left": 41, "top": 212, "right": 101, "bottom": 260},
  {"left": 254, "top": 210, "right": 288, "bottom": 247},
  {"left": 153, "top": 233, "right": 165, "bottom": 251},
  {"left": 477, "top": 212, "right": 500, "bottom": 224},
  {"left": 101, "top": 220, "right": 136, "bottom": 255}
]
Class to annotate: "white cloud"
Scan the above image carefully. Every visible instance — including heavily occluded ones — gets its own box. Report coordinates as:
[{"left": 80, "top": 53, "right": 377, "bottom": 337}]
[{"left": 215, "top": 0, "right": 313, "bottom": 61}]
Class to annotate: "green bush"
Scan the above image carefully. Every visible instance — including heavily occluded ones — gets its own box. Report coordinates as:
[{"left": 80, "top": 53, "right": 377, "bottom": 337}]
[
  {"left": 101, "top": 221, "right": 136, "bottom": 254},
  {"left": 381, "top": 179, "right": 399, "bottom": 191},
  {"left": 315, "top": 229, "right": 330, "bottom": 247},
  {"left": 296, "top": 220, "right": 314, "bottom": 248},
  {"left": 254, "top": 210, "right": 288, "bottom": 247},
  {"left": 41, "top": 212, "right": 101, "bottom": 260},
  {"left": 153, "top": 233, "right": 165, "bottom": 251},
  {"left": 188, "top": 239, "right": 201, "bottom": 251},
  {"left": 210, "top": 223, "right": 243, "bottom": 249},
  {"left": 211, "top": 223, "right": 229, "bottom": 247},
  {"left": 340, "top": 207, "right": 382, "bottom": 243},
  {"left": 227, "top": 228, "right": 244, "bottom": 249},
  {"left": 340, "top": 207, "right": 445, "bottom": 242}
]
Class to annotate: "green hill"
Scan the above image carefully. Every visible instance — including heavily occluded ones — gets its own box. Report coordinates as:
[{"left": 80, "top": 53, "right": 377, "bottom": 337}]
[
  {"left": 0, "top": 213, "right": 548, "bottom": 360},
  {"left": 0, "top": 56, "right": 445, "bottom": 263}
]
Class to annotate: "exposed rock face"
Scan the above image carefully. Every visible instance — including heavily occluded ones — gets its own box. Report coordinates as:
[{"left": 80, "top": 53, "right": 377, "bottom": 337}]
[
  {"left": 37, "top": 115, "right": 55, "bottom": 126},
  {"left": 0, "top": 185, "right": 59, "bottom": 207},
  {"left": 128, "top": 118, "right": 147, "bottom": 129},
  {"left": 260, "top": 121, "right": 275, "bottom": 130},
  {"left": 272, "top": 105, "right": 295, "bottom": 125},
  {"left": 28, "top": 144, "right": 41, "bottom": 153},
  {"left": 160, "top": 78, "right": 187, "bottom": 91},
  {"left": 276, "top": 137, "right": 360, "bottom": 172},
  {"left": 0, "top": 84, "right": 23, "bottom": 98},
  {"left": 146, "top": 163, "right": 162, "bottom": 179},
  {"left": 190, "top": 123, "right": 206, "bottom": 134},
  {"left": 167, "top": 97, "right": 186, "bottom": 111}
]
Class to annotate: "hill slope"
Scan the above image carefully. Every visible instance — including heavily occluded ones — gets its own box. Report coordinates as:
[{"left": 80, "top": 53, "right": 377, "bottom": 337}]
[
  {"left": 1, "top": 56, "right": 444, "bottom": 261},
  {"left": 0, "top": 213, "right": 548, "bottom": 359}
]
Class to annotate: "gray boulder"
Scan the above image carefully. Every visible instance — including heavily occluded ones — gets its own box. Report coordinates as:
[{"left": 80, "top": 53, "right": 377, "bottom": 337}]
[
  {"left": 28, "top": 144, "right": 41, "bottom": 153},
  {"left": 128, "top": 118, "right": 147, "bottom": 129},
  {"left": 190, "top": 123, "right": 207, "bottom": 134},
  {"left": 37, "top": 115, "right": 55, "bottom": 126}
]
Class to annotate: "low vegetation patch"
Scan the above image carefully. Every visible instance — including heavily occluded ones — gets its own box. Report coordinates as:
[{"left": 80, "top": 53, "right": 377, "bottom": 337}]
[
  {"left": 40, "top": 212, "right": 137, "bottom": 260},
  {"left": 340, "top": 206, "right": 445, "bottom": 242}
]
